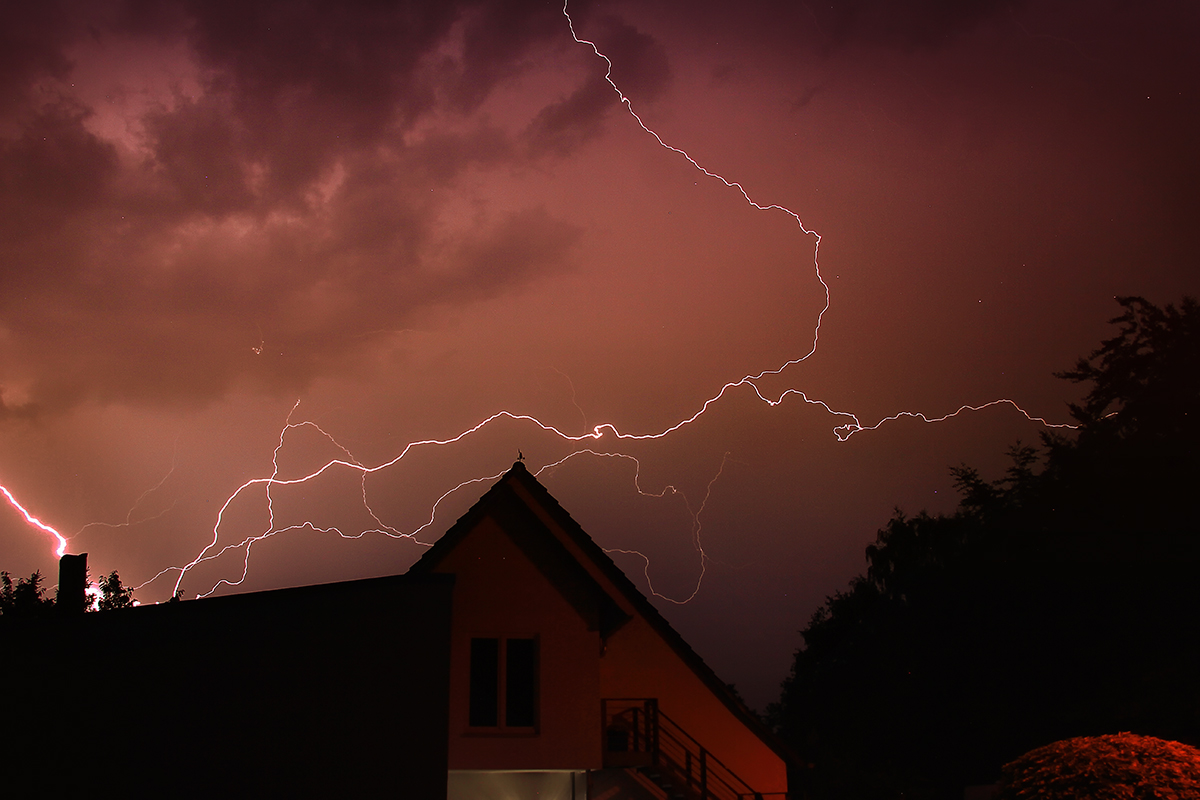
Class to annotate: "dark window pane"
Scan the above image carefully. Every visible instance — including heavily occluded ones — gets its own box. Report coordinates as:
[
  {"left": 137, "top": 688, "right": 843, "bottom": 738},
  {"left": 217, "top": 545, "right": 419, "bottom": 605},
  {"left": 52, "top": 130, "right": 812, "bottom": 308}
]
[
  {"left": 505, "top": 638, "right": 537, "bottom": 728},
  {"left": 469, "top": 638, "right": 499, "bottom": 727}
]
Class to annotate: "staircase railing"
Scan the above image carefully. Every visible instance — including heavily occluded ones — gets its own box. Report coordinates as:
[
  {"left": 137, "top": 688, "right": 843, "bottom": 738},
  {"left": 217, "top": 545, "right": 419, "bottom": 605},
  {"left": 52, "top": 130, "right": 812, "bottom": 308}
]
[{"left": 602, "top": 698, "right": 784, "bottom": 800}]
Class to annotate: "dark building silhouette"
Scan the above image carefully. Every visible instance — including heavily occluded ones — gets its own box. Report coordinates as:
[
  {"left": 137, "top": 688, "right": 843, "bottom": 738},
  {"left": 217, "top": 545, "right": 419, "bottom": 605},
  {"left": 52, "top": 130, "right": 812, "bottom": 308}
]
[
  {"left": 3, "top": 569, "right": 454, "bottom": 796},
  {"left": 1, "top": 462, "right": 788, "bottom": 799}
]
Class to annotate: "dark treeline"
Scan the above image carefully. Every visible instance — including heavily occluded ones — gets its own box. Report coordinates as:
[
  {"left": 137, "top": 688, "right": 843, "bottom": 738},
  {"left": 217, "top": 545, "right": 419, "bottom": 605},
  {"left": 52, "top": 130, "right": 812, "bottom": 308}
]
[{"left": 772, "top": 297, "right": 1200, "bottom": 799}]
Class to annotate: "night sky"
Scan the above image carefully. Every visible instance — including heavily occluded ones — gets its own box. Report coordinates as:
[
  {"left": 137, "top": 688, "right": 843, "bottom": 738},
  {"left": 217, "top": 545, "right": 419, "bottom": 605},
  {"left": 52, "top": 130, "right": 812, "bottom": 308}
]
[{"left": 1, "top": 0, "right": 1197, "bottom": 710}]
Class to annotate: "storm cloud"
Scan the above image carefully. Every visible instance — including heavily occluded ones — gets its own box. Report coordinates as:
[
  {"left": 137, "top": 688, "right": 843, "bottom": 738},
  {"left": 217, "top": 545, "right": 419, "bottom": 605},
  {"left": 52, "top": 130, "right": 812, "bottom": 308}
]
[{"left": 0, "top": 0, "right": 668, "bottom": 414}]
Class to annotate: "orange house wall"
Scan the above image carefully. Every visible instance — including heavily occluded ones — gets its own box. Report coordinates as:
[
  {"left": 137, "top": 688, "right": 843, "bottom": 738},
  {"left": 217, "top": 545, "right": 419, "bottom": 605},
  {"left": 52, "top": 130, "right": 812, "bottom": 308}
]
[
  {"left": 599, "top": 617, "right": 788, "bottom": 794},
  {"left": 505, "top": 480, "right": 788, "bottom": 794},
  {"left": 432, "top": 514, "right": 603, "bottom": 771}
]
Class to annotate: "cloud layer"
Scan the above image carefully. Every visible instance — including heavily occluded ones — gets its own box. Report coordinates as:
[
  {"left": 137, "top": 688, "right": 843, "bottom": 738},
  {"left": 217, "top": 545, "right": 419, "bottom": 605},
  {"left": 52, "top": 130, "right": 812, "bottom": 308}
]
[{"left": 0, "top": 0, "right": 679, "bottom": 416}]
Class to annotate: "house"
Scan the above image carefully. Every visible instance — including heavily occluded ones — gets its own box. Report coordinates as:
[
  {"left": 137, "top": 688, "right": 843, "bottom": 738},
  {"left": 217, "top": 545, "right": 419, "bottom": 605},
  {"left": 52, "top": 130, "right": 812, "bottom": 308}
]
[
  {"left": 0, "top": 461, "right": 790, "bottom": 799},
  {"left": 413, "top": 460, "right": 791, "bottom": 799}
]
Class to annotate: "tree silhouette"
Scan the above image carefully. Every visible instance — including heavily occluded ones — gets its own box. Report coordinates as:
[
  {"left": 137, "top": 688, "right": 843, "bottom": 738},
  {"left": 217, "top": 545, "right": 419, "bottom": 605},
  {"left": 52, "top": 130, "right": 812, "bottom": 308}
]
[
  {"left": 0, "top": 571, "right": 56, "bottom": 619},
  {"left": 0, "top": 568, "right": 138, "bottom": 617},
  {"left": 97, "top": 571, "right": 136, "bottom": 611},
  {"left": 1041, "top": 295, "right": 1200, "bottom": 534},
  {"left": 772, "top": 296, "right": 1200, "bottom": 800},
  {"left": 1059, "top": 296, "right": 1200, "bottom": 440}
]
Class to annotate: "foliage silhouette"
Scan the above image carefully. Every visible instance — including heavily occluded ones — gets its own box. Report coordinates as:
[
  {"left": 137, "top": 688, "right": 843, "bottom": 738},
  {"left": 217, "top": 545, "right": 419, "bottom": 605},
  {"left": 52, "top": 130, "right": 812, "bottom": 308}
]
[
  {"left": 97, "top": 571, "right": 136, "bottom": 611},
  {"left": 0, "top": 571, "right": 56, "bottom": 619},
  {"left": 772, "top": 296, "right": 1200, "bottom": 800},
  {"left": 0, "top": 568, "right": 137, "bottom": 617}
]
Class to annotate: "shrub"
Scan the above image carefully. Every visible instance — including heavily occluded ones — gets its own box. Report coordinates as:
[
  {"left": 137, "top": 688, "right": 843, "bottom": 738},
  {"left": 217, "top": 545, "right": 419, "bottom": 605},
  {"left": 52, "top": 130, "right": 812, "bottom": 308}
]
[{"left": 996, "top": 732, "right": 1200, "bottom": 799}]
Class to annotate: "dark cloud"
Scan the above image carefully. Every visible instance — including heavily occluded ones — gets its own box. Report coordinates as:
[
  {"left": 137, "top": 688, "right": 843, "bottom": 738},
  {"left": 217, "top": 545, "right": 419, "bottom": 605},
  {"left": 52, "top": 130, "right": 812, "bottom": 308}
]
[
  {"left": 591, "top": 15, "right": 671, "bottom": 102},
  {"left": 450, "top": 0, "right": 568, "bottom": 112},
  {"left": 118, "top": 0, "right": 577, "bottom": 208},
  {"left": 438, "top": 206, "right": 581, "bottom": 304},
  {"left": 809, "top": 0, "right": 1018, "bottom": 50},
  {"left": 0, "top": 2, "right": 76, "bottom": 116},
  {"left": 0, "top": 0, "right": 590, "bottom": 418},
  {"left": 0, "top": 99, "right": 119, "bottom": 307},
  {"left": 0, "top": 217, "right": 580, "bottom": 416},
  {"left": 0, "top": 100, "right": 118, "bottom": 220},
  {"left": 144, "top": 96, "right": 254, "bottom": 215},
  {"left": 524, "top": 14, "right": 671, "bottom": 158},
  {"left": 0, "top": 168, "right": 581, "bottom": 409},
  {"left": 176, "top": 0, "right": 459, "bottom": 197},
  {"left": 408, "top": 125, "right": 513, "bottom": 183},
  {"left": 525, "top": 74, "right": 615, "bottom": 157}
]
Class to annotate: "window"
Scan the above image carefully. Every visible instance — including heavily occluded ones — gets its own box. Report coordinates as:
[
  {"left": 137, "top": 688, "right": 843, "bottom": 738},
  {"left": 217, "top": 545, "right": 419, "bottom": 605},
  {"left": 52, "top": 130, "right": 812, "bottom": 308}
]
[
  {"left": 469, "top": 638, "right": 500, "bottom": 727},
  {"left": 469, "top": 637, "right": 538, "bottom": 729},
  {"left": 504, "top": 638, "right": 536, "bottom": 728}
]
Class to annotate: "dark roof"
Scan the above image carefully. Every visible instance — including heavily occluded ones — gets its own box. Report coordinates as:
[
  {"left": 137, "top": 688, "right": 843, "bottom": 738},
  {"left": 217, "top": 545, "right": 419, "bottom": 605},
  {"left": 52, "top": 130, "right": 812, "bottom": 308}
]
[
  {"left": 0, "top": 569, "right": 455, "bottom": 796},
  {"left": 410, "top": 460, "right": 792, "bottom": 764}
]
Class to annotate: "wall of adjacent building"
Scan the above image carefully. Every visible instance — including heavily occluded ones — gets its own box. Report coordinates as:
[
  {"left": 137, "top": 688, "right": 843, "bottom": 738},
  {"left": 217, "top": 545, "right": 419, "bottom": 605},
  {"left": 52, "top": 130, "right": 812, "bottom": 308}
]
[{"left": 598, "top": 613, "right": 790, "bottom": 795}]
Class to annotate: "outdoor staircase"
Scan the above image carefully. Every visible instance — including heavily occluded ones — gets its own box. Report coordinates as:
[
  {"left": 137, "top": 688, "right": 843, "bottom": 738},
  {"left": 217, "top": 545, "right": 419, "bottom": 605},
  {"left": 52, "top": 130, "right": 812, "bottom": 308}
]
[
  {"left": 601, "top": 698, "right": 785, "bottom": 800},
  {"left": 636, "top": 764, "right": 688, "bottom": 799}
]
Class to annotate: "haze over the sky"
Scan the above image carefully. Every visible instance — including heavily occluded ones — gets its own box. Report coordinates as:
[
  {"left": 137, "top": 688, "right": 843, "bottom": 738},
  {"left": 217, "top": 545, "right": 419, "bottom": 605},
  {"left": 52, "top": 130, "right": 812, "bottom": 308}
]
[{"left": 1, "top": 0, "right": 1197, "bottom": 709}]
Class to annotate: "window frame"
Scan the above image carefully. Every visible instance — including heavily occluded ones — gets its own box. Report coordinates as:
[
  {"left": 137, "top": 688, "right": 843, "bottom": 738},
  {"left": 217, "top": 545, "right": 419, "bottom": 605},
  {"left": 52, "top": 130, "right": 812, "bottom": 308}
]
[{"left": 466, "top": 635, "right": 539, "bottom": 734}]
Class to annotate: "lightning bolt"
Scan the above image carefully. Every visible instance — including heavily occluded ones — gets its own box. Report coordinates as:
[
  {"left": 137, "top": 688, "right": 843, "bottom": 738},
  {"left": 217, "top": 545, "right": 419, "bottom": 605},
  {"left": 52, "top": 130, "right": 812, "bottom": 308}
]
[
  {"left": 9, "top": 1, "right": 1077, "bottom": 605},
  {"left": 593, "top": 451, "right": 734, "bottom": 605},
  {"left": 73, "top": 444, "right": 179, "bottom": 537},
  {"left": 1, "top": 482, "right": 68, "bottom": 558}
]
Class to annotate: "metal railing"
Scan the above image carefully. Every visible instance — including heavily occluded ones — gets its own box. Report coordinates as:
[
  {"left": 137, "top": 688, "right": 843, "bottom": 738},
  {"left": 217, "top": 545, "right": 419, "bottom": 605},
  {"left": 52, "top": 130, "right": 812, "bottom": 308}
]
[{"left": 602, "top": 698, "right": 782, "bottom": 800}]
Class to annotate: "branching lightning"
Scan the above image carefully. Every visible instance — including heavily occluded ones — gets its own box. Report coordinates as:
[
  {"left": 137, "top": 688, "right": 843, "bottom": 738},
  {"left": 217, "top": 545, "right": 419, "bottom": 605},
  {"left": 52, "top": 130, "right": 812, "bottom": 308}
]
[
  {"left": 6, "top": 0, "right": 1078, "bottom": 606},
  {"left": 597, "top": 451, "right": 735, "bottom": 605},
  {"left": 73, "top": 446, "right": 179, "bottom": 538}
]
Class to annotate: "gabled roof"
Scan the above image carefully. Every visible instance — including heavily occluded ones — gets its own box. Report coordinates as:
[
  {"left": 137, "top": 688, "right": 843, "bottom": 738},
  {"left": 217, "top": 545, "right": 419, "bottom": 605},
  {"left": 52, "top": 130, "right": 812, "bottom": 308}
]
[
  {"left": 412, "top": 464, "right": 630, "bottom": 637},
  {"left": 410, "top": 461, "right": 791, "bottom": 763}
]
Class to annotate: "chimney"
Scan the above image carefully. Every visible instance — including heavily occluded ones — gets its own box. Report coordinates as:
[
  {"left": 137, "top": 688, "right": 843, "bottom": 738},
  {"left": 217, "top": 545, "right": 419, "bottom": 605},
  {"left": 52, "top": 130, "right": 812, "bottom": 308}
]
[{"left": 57, "top": 553, "right": 87, "bottom": 615}]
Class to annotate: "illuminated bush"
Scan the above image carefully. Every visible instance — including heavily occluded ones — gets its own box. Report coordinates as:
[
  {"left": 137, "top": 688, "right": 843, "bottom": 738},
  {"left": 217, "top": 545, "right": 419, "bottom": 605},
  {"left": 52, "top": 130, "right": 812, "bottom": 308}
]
[{"left": 996, "top": 733, "right": 1200, "bottom": 799}]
